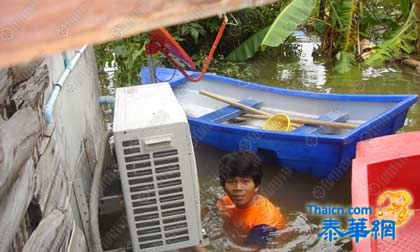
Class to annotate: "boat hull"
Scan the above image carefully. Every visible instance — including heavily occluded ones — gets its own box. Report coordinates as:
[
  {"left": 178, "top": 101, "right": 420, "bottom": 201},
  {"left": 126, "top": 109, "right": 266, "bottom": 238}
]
[{"left": 141, "top": 67, "right": 417, "bottom": 178}]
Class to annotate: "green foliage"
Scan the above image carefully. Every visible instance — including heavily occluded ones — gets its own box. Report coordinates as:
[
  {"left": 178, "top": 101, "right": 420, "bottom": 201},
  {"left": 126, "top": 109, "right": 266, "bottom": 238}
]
[
  {"left": 365, "top": 4, "right": 418, "bottom": 66},
  {"left": 95, "top": 3, "right": 283, "bottom": 87},
  {"left": 330, "top": 0, "right": 359, "bottom": 73},
  {"left": 334, "top": 51, "right": 355, "bottom": 73},
  {"left": 400, "top": 0, "right": 410, "bottom": 18},
  {"left": 208, "top": 56, "right": 254, "bottom": 80},
  {"left": 261, "top": 0, "right": 317, "bottom": 48},
  {"left": 359, "top": 0, "right": 410, "bottom": 40},
  {"left": 170, "top": 2, "right": 283, "bottom": 56},
  {"left": 337, "top": 0, "right": 358, "bottom": 52},
  {"left": 94, "top": 0, "right": 420, "bottom": 86},
  {"left": 94, "top": 34, "right": 153, "bottom": 88},
  {"left": 180, "top": 23, "right": 206, "bottom": 44},
  {"left": 225, "top": 26, "right": 270, "bottom": 62},
  {"left": 315, "top": 0, "right": 419, "bottom": 72},
  {"left": 225, "top": 0, "right": 316, "bottom": 62}
]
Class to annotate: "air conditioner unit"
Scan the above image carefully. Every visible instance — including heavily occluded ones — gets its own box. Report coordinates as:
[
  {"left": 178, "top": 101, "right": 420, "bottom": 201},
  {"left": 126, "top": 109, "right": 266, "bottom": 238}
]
[{"left": 113, "top": 83, "right": 203, "bottom": 251}]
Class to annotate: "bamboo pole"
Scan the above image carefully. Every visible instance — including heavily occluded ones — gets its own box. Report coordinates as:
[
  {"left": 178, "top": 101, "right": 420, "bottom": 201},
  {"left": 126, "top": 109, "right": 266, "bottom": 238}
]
[
  {"left": 241, "top": 113, "right": 357, "bottom": 129},
  {"left": 199, "top": 90, "right": 358, "bottom": 129}
]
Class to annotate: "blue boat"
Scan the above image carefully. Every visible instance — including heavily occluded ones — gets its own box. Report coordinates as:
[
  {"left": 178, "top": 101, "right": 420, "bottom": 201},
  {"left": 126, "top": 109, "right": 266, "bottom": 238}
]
[{"left": 140, "top": 67, "right": 417, "bottom": 178}]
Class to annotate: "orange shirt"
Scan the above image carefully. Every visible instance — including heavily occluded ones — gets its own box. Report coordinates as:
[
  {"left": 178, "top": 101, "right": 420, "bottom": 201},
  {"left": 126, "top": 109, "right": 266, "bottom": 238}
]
[{"left": 217, "top": 194, "right": 286, "bottom": 245}]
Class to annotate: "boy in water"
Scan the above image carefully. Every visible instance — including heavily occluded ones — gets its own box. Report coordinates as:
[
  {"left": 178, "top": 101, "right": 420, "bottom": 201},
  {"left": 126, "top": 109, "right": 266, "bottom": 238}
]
[{"left": 217, "top": 151, "right": 286, "bottom": 248}]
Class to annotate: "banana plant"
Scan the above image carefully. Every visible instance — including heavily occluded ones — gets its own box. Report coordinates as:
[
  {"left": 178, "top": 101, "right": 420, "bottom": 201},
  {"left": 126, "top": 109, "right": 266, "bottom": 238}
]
[
  {"left": 332, "top": 0, "right": 360, "bottom": 73},
  {"left": 365, "top": 4, "right": 418, "bottom": 66},
  {"left": 224, "top": 0, "right": 419, "bottom": 73},
  {"left": 225, "top": 26, "right": 270, "bottom": 62},
  {"left": 261, "top": 0, "right": 317, "bottom": 48},
  {"left": 226, "top": 0, "right": 359, "bottom": 73},
  {"left": 226, "top": 0, "right": 317, "bottom": 62}
]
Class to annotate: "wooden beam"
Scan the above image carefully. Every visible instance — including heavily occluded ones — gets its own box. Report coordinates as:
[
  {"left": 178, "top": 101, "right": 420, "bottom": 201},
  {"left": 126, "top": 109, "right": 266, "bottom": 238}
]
[
  {"left": 22, "top": 209, "right": 73, "bottom": 252},
  {"left": 0, "top": 0, "right": 276, "bottom": 67},
  {"left": 0, "top": 107, "right": 41, "bottom": 199}
]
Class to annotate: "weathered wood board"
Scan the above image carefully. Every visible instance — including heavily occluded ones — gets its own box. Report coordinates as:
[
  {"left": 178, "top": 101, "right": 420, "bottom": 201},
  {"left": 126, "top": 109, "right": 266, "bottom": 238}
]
[
  {"left": 0, "top": 45, "right": 110, "bottom": 251},
  {"left": 10, "top": 64, "right": 49, "bottom": 110},
  {"left": 0, "top": 160, "right": 34, "bottom": 252},
  {"left": 0, "top": 68, "right": 12, "bottom": 106},
  {"left": 22, "top": 209, "right": 73, "bottom": 252},
  {"left": 0, "top": 107, "right": 40, "bottom": 199}
]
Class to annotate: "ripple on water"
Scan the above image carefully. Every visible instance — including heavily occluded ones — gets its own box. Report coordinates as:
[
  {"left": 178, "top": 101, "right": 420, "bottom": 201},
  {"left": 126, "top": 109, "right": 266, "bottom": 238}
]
[
  {"left": 198, "top": 174, "right": 351, "bottom": 251},
  {"left": 246, "top": 31, "right": 420, "bottom": 131}
]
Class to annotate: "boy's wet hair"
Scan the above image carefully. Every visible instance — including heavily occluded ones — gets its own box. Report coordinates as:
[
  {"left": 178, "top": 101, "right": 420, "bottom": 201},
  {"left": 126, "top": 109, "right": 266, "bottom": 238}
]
[{"left": 218, "top": 151, "right": 263, "bottom": 187}]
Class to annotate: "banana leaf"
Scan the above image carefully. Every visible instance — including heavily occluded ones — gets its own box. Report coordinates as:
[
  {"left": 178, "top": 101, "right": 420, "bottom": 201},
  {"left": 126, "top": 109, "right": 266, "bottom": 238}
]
[
  {"left": 261, "top": 0, "right": 317, "bottom": 48},
  {"left": 226, "top": 27, "right": 270, "bottom": 62},
  {"left": 365, "top": 4, "right": 417, "bottom": 66},
  {"left": 334, "top": 51, "right": 355, "bottom": 73},
  {"left": 400, "top": 0, "right": 410, "bottom": 19},
  {"left": 338, "top": 0, "right": 358, "bottom": 52},
  {"left": 332, "top": 0, "right": 358, "bottom": 73}
]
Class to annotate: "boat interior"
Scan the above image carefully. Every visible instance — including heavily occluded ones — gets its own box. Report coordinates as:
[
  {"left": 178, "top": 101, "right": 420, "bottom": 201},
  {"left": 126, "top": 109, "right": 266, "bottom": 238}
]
[{"left": 172, "top": 78, "right": 402, "bottom": 135}]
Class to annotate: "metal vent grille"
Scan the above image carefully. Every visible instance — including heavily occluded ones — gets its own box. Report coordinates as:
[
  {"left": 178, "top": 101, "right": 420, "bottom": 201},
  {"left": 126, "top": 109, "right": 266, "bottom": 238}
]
[
  {"left": 122, "top": 142, "right": 190, "bottom": 250},
  {"left": 114, "top": 84, "right": 202, "bottom": 252}
]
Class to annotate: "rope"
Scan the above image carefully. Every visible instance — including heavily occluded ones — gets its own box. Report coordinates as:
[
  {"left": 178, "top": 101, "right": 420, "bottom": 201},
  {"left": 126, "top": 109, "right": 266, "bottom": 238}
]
[{"left": 159, "top": 16, "right": 228, "bottom": 82}]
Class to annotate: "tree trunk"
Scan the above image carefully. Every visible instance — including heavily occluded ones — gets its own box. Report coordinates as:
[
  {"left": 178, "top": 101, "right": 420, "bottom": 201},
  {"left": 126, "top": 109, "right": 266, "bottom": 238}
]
[{"left": 319, "top": 0, "right": 326, "bottom": 20}]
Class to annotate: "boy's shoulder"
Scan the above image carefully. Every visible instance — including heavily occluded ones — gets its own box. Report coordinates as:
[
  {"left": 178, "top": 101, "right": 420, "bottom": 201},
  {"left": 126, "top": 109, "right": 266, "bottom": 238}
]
[
  {"left": 254, "top": 195, "right": 278, "bottom": 209},
  {"left": 253, "top": 195, "right": 286, "bottom": 228}
]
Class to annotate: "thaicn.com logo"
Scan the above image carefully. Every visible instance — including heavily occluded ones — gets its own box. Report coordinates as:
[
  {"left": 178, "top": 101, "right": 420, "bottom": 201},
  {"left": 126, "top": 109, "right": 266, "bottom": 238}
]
[{"left": 307, "top": 190, "right": 414, "bottom": 243}]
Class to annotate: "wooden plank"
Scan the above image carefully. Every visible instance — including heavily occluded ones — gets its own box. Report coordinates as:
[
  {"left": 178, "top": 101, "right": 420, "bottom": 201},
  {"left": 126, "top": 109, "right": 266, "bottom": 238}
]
[
  {"left": 0, "top": 68, "right": 12, "bottom": 105},
  {"left": 10, "top": 59, "right": 44, "bottom": 85},
  {"left": 9, "top": 213, "right": 33, "bottom": 252},
  {"left": 0, "top": 0, "right": 276, "bottom": 67},
  {"left": 10, "top": 64, "right": 49, "bottom": 110},
  {"left": 22, "top": 209, "right": 73, "bottom": 252},
  {"left": 0, "top": 107, "right": 41, "bottom": 199},
  {"left": 34, "top": 137, "right": 63, "bottom": 215},
  {"left": 198, "top": 99, "right": 262, "bottom": 123},
  {"left": 0, "top": 160, "right": 34, "bottom": 252},
  {"left": 293, "top": 111, "right": 350, "bottom": 134}
]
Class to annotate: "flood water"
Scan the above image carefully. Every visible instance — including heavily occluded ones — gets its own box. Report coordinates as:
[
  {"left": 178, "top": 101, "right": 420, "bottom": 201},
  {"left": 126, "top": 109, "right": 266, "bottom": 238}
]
[
  {"left": 100, "top": 32, "right": 419, "bottom": 251},
  {"left": 195, "top": 143, "right": 352, "bottom": 251},
  {"left": 193, "top": 32, "right": 419, "bottom": 251}
]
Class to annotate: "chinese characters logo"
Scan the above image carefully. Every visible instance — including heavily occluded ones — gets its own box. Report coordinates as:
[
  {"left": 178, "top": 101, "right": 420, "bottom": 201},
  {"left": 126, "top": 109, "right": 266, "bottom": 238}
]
[
  {"left": 311, "top": 190, "right": 414, "bottom": 243},
  {"left": 318, "top": 217, "right": 396, "bottom": 243}
]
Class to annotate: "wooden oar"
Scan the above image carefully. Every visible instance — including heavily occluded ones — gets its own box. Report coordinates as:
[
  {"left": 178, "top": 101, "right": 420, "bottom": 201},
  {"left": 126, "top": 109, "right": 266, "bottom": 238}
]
[
  {"left": 241, "top": 114, "right": 357, "bottom": 129},
  {"left": 199, "top": 90, "right": 358, "bottom": 129},
  {"left": 199, "top": 90, "right": 302, "bottom": 128}
]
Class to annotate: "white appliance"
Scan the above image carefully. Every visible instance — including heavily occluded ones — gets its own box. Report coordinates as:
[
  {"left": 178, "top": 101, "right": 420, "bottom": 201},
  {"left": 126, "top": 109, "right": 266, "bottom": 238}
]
[{"left": 113, "top": 83, "right": 202, "bottom": 251}]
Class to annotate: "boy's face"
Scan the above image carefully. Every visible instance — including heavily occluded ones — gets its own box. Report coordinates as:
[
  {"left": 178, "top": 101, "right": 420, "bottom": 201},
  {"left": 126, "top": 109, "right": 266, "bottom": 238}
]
[{"left": 224, "top": 176, "right": 259, "bottom": 208}]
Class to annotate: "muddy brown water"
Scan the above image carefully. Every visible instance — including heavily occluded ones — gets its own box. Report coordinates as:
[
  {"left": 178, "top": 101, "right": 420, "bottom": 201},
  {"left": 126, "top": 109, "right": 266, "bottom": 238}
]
[
  {"left": 194, "top": 33, "right": 419, "bottom": 251},
  {"left": 101, "top": 32, "right": 419, "bottom": 251}
]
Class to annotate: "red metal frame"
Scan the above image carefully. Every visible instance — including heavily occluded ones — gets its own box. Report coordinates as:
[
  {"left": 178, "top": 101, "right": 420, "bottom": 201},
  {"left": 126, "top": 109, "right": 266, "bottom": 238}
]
[{"left": 146, "top": 17, "right": 227, "bottom": 82}]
